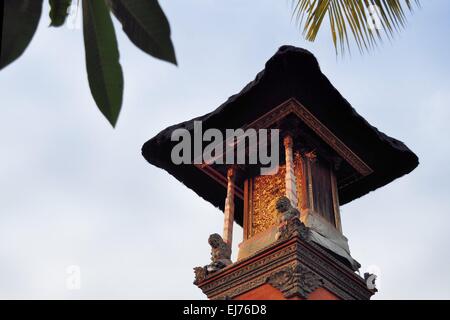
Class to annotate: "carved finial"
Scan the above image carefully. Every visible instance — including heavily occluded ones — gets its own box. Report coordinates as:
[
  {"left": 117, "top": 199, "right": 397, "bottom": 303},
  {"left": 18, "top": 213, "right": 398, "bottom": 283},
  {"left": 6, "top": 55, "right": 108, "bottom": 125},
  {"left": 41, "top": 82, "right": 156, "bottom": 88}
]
[
  {"left": 227, "top": 166, "right": 235, "bottom": 179},
  {"left": 283, "top": 135, "right": 293, "bottom": 148}
]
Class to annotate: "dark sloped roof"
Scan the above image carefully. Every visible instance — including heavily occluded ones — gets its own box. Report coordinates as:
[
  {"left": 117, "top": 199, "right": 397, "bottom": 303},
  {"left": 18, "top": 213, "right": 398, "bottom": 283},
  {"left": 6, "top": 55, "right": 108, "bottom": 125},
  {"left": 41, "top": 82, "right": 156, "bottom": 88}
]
[{"left": 142, "top": 45, "right": 418, "bottom": 223}]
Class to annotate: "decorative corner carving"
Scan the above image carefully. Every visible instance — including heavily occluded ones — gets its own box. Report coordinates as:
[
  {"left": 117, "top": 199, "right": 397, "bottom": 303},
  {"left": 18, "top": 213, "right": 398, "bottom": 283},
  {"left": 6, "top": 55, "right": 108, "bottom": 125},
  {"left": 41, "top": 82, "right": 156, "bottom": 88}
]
[
  {"left": 196, "top": 236, "right": 374, "bottom": 300},
  {"left": 193, "top": 266, "right": 208, "bottom": 285},
  {"left": 193, "top": 233, "right": 233, "bottom": 284},
  {"left": 276, "top": 218, "right": 310, "bottom": 242},
  {"left": 267, "top": 264, "right": 324, "bottom": 299},
  {"left": 275, "top": 196, "right": 299, "bottom": 222},
  {"left": 364, "top": 273, "right": 378, "bottom": 293},
  {"left": 208, "top": 233, "right": 232, "bottom": 272},
  {"left": 274, "top": 197, "right": 309, "bottom": 242}
]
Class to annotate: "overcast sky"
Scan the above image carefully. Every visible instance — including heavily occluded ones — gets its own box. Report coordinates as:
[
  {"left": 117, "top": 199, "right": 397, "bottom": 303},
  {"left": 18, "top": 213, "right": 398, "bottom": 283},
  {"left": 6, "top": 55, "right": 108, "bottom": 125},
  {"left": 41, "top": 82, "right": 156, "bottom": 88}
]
[{"left": 1, "top": 0, "right": 449, "bottom": 299}]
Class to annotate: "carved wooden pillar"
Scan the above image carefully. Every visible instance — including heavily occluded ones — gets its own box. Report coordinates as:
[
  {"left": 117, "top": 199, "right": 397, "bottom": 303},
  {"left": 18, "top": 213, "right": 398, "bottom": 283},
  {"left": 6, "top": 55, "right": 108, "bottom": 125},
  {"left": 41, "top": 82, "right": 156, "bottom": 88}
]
[
  {"left": 297, "top": 154, "right": 310, "bottom": 216},
  {"left": 304, "top": 151, "right": 317, "bottom": 213},
  {"left": 283, "top": 135, "right": 298, "bottom": 208},
  {"left": 223, "top": 166, "right": 236, "bottom": 247}
]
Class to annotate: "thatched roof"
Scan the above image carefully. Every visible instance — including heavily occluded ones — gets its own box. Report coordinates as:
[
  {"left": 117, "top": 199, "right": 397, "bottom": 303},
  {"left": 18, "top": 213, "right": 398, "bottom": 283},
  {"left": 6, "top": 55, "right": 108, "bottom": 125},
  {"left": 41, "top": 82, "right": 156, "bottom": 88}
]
[{"left": 142, "top": 46, "right": 418, "bottom": 225}]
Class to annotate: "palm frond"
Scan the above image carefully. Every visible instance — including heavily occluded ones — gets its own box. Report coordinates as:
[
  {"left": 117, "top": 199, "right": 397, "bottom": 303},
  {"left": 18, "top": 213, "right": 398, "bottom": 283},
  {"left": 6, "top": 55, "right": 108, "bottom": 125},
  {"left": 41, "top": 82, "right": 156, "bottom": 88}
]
[{"left": 292, "top": 0, "right": 420, "bottom": 55}]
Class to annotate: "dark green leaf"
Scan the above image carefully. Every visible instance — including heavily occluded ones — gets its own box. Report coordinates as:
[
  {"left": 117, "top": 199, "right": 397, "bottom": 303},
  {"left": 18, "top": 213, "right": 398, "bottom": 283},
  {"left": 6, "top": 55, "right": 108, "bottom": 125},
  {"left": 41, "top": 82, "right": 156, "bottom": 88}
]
[
  {"left": 1, "top": 0, "right": 43, "bottom": 70},
  {"left": 107, "top": 0, "right": 177, "bottom": 65},
  {"left": 83, "top": 0, "right": 124, "bottom": 127},
  {"left": 49, "top": 0, "right": 72, "bottom": 27}
]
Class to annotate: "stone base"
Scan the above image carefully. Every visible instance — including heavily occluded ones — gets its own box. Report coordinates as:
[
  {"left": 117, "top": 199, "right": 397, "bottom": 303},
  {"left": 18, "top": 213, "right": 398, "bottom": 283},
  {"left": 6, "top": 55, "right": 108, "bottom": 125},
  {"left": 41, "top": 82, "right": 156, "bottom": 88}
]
[
  {"left": 237, "top": 225, "right": 278, "bottom": 261},
  {"left": 194, "top": 222, "right": 374, "bottom": 300}
]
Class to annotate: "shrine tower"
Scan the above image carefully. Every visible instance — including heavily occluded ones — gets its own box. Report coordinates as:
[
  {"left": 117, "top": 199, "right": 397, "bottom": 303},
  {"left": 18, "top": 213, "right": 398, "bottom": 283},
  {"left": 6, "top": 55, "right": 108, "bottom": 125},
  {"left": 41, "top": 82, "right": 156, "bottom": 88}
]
[{"left": 142, "top": 46, "right": 418, "bottom": 300}]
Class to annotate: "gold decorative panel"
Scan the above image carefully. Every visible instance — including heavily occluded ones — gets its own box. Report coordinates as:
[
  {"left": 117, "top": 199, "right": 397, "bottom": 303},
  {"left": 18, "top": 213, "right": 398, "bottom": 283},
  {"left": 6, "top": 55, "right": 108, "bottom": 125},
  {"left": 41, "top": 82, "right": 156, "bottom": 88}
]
[
  {"left": 249, "top": 152, "right": 305, "bottom": 237},
  {"left": 245, "top": 149, "right": 343, "bottom": 240},
  {"left": 251, "top": 165, "right": 286, "bottom": 236}
]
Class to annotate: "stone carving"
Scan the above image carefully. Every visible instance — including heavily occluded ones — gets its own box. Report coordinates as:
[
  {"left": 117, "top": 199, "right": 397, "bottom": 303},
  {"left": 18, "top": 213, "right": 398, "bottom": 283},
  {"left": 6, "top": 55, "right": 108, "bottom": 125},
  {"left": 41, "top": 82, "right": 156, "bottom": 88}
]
[
  {"left": 208, "top": 233, "right": 232, "bottom": 272},
  {"left": 193, "top": 233, "right": 232, "bottom": 285},
  {"left": 267, "top": 264, "right": 324, "bottom": 299},
  {"left": 275, "top": 196, "right": 300, "bottom": 224},
  {"left": 276, "top": 217, "right": 310, "bottom": 242},
  {"left": 274, "top": 196, "right": 308, "bottom": 241},
  {"left": 364, "top": 273, "right": 378, "bottom": 292},
  {"left": 193, "top": 266, "right": 207, "bottom": 285}
]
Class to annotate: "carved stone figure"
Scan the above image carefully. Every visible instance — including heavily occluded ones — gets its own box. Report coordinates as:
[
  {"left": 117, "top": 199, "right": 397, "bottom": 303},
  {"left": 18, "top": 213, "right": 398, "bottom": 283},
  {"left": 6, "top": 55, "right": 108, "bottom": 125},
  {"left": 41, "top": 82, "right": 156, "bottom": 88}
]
[
  {"left": 275, "top": 196, "right": 300, "bottom": 224},
  {"left": 207, "top": 233, "right": 232, "bottom": 273},
  {"left": 193, "top": 233, "right": 232, "bottom": 284},
  {"left": 275, "top": 196, "right": 301, "bottom": 240}
]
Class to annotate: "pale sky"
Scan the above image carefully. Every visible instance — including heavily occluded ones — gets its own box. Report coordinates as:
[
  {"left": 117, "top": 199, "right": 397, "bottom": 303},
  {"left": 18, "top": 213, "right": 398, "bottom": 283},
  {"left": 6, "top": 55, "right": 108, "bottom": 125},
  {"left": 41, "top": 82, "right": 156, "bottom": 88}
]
[{"left": 1, "top": 0, "right": 449, "bottom": 299}]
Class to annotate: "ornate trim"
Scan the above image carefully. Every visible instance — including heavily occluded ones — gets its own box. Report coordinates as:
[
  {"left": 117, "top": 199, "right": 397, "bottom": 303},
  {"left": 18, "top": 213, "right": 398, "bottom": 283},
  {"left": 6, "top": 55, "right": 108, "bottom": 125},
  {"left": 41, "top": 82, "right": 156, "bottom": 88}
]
[
  {"left": 193, "top": 266, "right": 207, "bottom": 285},
  {"left": 267, "top": 264, "right": 324, "bottom": 299},
  {"left": 194, "top": 98, "right": 373, "bottom": 209},
  {"left": 244, "top": 98, "right": 373, "bottom": 177},
  {"left": 200, "top": 244, "right": 297, "bottom": 299},
  {"left": 276, "top": 218, "right": 310, "bottom": 243},
  {"left": 194, "top": 234, "right": 375, "bottom": 300}
]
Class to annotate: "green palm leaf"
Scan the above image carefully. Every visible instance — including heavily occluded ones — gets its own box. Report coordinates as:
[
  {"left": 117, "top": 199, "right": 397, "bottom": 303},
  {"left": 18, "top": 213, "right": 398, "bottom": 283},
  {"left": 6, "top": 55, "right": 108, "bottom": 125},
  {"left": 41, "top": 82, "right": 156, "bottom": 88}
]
[
  {"left": 292, "top": 0, "right": 420, "bottom": 54},
  {"left": 106, "top": 0, "right": 177, "bottom": 64},
  {"left": 1, "top": 0, "right": 43, "bottom": 70},
  {"left": 49, "top": 0, "right": 72, "bottom": 27},
  {"left": 83, "top": 0, "right": 124, "bottom": 127}
]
